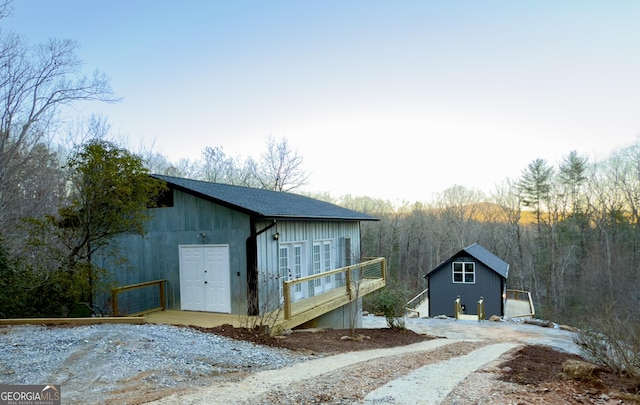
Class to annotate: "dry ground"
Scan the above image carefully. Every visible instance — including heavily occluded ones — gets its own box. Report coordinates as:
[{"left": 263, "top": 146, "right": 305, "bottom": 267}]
[{"left": 198, "top": 324, "right": 640, "bottom": 404}]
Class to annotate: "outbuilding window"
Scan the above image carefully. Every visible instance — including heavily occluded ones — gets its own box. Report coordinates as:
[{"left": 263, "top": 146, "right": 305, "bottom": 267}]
[{"left": 453, "top": 262, "right": 475, "bottom": 283}]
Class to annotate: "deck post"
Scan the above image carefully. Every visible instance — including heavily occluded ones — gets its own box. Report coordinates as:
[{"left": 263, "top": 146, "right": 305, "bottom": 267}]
[
  {"left": 382, "top": 259, "right": 387, "bottom": 281},
  {"left": 477, "top": 296, "right": 485, "bottom": 321},
  {"left": 345, "top": 268, "right": 353, "bottom": 300},
  {"left": 283, "top": 281, "right": 291, "bottom": 320},
  {"left": 160, "top": 280, "right": 166, "bottom": 311},
  {"left": 112, "top": 289, "right": 119, "bottom": 316}
]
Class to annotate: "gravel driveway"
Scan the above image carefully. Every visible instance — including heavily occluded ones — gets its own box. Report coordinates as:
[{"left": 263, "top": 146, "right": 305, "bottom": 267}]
[
  {"left": 0, "top": 323, "right": 312, "bottom": 404},
  {"left": 0, "top": 316, "right": 580, "bottom": 404}
]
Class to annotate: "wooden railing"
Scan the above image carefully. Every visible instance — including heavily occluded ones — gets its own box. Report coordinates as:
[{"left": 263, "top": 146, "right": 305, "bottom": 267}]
[
  {"left": 282, "top": 257, "right": 386, "bottom": 321},
  {"left": 405, "top": 287, "right": 428, "bottom": 316},
  {"left": 112, "top": 279, "right": 166, "bottom": 316},
  {"left": 505, "top": 289, "right": 535, "bottom": 318}
]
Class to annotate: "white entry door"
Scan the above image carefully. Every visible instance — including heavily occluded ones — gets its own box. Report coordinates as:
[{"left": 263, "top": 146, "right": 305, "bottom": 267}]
[
  {"left": 179, "top": 245, "right": 231, "bottom": 313},
  {"left": 279, "top": 243, "right": 306, "bottom": 302}
]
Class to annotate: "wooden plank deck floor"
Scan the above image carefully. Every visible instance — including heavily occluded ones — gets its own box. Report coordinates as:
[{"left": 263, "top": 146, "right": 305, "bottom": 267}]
[
  {"left": 146, "top": 277, "right": 386, "bottom": 332},
  {"left": 145, "top": 310, "right": 248, "bottom": 328}
]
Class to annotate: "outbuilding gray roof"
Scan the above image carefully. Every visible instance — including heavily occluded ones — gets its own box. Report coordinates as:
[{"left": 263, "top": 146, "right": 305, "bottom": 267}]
[
  {"left": 152, "top": 174, "right": 378, "bottom": 221},
  {"left": 424, "top": 243, "right": 509, "bottom": 279}
]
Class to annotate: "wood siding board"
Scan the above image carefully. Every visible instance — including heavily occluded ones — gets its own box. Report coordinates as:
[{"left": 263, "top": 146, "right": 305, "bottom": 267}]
[
  {"left": 103, "top": 185, "right": 365, "bottom": 321},
  {"left": 255, "top": 220, "right": 361, "bottom": 315},
  {"left": 104, "top": 188, "right": 251, "bottom": 315}
]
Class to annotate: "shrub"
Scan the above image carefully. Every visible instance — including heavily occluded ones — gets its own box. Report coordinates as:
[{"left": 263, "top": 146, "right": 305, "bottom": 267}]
[
  {"left": 575, "top": 307, "right": 640, "bottom": 382},
  {"left": 366, "top": 283, "right": 409, "bottom": 329}
]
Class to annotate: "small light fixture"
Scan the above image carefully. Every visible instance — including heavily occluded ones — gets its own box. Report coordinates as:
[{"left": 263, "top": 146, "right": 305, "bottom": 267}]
[{"left": 273, "top": 232, "right": 279, "bottom": 241}]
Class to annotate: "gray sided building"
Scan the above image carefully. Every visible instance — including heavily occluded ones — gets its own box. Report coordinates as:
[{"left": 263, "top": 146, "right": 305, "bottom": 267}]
[
  {"left": 98, "top": 174, "right": 378, "bottom": 326},
  {"left": 424, "top": 243, "right": 509, "bottom": 318}
]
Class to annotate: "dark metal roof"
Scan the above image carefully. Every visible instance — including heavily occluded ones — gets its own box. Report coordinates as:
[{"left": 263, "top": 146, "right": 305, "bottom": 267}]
[
  {"left": 152, "top": 174, "right": 379, "bottom": 221},
  {"left": 424, "top": 243, "right": 509, "bottom": 279}
]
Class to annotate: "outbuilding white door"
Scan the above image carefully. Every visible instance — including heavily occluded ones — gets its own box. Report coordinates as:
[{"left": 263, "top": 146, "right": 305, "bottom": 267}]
[{"left": 179, "top": 245, "right": 231, "bottom": 313}]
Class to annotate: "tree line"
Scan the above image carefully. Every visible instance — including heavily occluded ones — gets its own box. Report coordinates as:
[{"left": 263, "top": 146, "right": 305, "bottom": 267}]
[
  {"left": 2, "top": 0, "right": 640, "bottom": 337},
  {"left": 0, "top": 1, "right": 308, "bottom": 317},
  {"left": 345, "top": 146, "right": 640, "bottom": 329}
]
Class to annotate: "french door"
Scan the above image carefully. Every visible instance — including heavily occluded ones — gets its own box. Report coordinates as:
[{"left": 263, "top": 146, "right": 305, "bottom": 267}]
[{"left": 279, "top": 243, "right": 305, "bottom": 302}]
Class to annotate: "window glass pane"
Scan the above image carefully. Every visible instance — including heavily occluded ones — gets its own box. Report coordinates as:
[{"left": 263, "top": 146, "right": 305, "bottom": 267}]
[
  {"left": 465, "top": 273, "right": 474, "bottom": 283},
  {"left": 293, "top": 246, "right": 302, "bottom": 292},
  {"left": 453, "top": 263, "right": 462, "bottom": 272},
  {"left": 323, "top": 243, "right": 331, "bottom": 271},
  {"left": 313, "top": 245, "right": 321, "bottom": 274},
  {"left": 454, "top": 273, "right": 463, "bottom": 282},
  {"left": 279, "top": 247, "right": 288, "bottom": 278},
  {"left": 465, "top": 263, "right": 474, "bottom": 272}
]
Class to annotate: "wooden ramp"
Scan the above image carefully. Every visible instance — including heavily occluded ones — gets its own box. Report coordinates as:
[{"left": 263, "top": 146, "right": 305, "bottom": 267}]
[
  {"left": 505, "top": 300, "right": 535, "bottom": 318},
  {"left": 145, "top": 311, "right": 246, "bottom": 328}
]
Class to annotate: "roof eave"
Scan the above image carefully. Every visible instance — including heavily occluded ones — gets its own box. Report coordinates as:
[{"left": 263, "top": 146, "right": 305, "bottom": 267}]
[
  {"left": 255, "top": 215, "right": 380, "bottom": 222},
  {"left": 163, "top": 179, "right": 380, "bottom": 222}
]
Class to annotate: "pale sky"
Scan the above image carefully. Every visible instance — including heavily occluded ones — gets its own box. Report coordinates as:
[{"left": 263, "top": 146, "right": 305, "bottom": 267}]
[{"left": 6, "top": 1, "right": 640, "bottom": 203}]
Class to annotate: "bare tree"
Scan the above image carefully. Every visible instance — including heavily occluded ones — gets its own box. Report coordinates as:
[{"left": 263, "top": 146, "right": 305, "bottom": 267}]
[
  {"left": 198, "top": 146, "right": 237, "bottom": 183},
  {"left": 490, "top": 179, "right": 527, "bottom": 289},
  {"left": 253, "top": 136, "right": 309, "bottom": 192},
  {"left": 0, "top": 20, "right": 118, "bottom": 231},
  {"left": 434, "top": 185, "right": 485, "bottom": 249},
  {"left": 0, "top": 0, "right": 11, "bottom": 19}
]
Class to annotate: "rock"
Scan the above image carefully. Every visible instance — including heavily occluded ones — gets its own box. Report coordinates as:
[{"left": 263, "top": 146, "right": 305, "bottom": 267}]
[
  {"left": 501, "top": 366, "right": 513, "bottom": 373},
  {"left": 340, "top": 334, "right": 371, "bottom": 342},
  {"left": 524, "top": 318, "right": 555, "bottom": 328},
  {"left": 292, "top": 328, "right": 325, "bottom": 334},
  {"left": 558, "top": 324, "right": 579, "bottom": 332},
  {"left": 434, "top": 315, "right": 449, "bottom": 320},
  {"left": 362, "top": 311, "right": 369, "bottom": 316},
  {"left": 561, "top": 359, "right": 601, "bottom": 381},
  {"left": 489, "top": 315, "right": 502, "bottom": 322}
]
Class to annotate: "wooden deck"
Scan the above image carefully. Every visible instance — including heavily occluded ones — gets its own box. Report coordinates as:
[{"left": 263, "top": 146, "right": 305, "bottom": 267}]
[
  {"left": 145, "top": 310, "right": 246, "bottom": 328},
  {"left": 146, "top": 277, "right": 386, "bottom": 332}
]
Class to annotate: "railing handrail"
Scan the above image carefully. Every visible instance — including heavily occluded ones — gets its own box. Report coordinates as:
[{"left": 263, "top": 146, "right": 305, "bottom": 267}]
[
  {"left": 112, "top": 279, "right": 167, "bottom": 317},
  {"left": 505, "top": 289, "right": 536, "bottom": 318},
  {"left": 282, "top": 257, "right": 385, "bottom": 321},
  {"left": 283, "top": 257, "right": 385, "bottom": 288},
  {"left": 507, "top": 290, "right": 531, "bottom": 301},
  {"left": 406, "top": 287, "right": 429, "bottom": 309},
  {"left": 113, "top": 279, "right": 166, "bottom": 293}
]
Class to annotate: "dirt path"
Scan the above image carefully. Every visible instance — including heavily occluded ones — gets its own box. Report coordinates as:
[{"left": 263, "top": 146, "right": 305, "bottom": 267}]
[
  {"left": 150, "top": 341, "right": 521, "bottom": 404},
  {"left": 150, "top": 317, "right": 580, "bottom": 404},
  {"left": 361, "top": 343, "right": 519, "bottom": 404},
  {"left": 151, "top": 338, "right": 459, "bottom": 404}
]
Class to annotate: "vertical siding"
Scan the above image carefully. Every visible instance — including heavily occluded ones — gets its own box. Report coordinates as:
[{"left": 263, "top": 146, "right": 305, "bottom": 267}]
[
  {"left": 102, "top": 189, "right": 250, "bottom": 314},
  {"left": 255, "top": 220, "right": 361, "bottom": 313},
  {"left": 428, "top": 256, "right": 504, "bottom": 317},
  {"left": 101, "top": 187, "right": 365, "bottom": 318}
]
